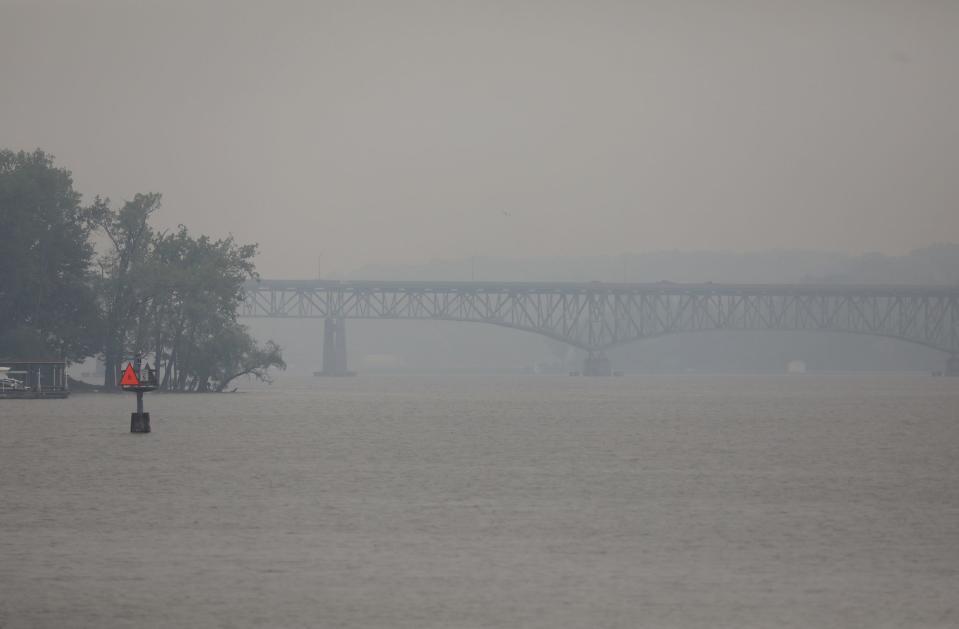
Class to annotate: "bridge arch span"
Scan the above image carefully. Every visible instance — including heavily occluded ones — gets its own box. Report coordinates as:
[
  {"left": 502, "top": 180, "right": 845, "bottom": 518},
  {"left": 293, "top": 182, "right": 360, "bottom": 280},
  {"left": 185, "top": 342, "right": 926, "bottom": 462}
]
[{"left": 242, "top": 280, "right": 959, "bottom": 374}]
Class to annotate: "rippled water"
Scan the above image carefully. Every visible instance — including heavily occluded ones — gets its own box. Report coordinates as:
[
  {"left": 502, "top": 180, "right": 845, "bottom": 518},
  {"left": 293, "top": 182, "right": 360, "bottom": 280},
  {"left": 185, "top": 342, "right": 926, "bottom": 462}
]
[{"left": 1, "top": 375, "right": 958, "bottom": 628}]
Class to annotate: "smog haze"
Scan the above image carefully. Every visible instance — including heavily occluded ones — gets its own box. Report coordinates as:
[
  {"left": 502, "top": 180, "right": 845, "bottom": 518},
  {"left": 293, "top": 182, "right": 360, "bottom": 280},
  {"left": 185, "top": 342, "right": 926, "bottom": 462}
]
[{"left": 2, "top": 0, "right": 957, "bottom": 277}]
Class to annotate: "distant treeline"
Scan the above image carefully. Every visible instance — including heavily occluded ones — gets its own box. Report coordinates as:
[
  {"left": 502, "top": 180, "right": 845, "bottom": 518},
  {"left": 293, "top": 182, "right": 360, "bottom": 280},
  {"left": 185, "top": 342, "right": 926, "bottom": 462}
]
[
  {"left": 352, "top": 246, "right": 959, "bottom": 285},
  {"left": 0, "top": 149, "right": 284, "bottom": 391}
]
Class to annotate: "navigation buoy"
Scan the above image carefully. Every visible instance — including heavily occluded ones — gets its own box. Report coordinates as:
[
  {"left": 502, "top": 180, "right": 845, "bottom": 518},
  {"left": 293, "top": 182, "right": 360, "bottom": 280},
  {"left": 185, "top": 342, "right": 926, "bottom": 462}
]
[
  {"left": 121, "top": 358, "right": 157, "bottom": 433},
  {"left": 120, "top": 363, "right": 140, "bottom": 387}
]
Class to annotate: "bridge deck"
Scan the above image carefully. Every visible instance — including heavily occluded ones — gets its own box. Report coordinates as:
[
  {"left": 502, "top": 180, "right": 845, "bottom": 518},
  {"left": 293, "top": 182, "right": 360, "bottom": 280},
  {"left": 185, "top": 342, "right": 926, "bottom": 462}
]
[{"left": 242, "top": 280, "right": 959, "bottom": 355}]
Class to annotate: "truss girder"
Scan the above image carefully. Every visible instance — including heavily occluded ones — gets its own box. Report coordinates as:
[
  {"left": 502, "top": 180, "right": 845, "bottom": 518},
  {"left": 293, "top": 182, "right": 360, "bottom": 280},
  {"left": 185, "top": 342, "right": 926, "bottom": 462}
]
[{"left": 241, "top": 282, "right": 959, "bottom": 354}]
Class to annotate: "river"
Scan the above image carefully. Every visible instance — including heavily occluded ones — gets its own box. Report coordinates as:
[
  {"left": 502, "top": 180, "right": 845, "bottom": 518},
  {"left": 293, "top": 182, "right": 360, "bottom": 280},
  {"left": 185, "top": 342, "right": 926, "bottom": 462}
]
[{"left": 1, "top": 375, "right": 957, "bottom": 628}]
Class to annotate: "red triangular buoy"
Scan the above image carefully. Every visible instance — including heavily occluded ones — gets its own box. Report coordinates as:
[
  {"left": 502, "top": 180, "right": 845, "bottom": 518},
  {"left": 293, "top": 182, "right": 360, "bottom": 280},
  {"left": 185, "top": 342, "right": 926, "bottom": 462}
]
[{"left": 120, "top": 363, "right": 140, "bottom": 387}]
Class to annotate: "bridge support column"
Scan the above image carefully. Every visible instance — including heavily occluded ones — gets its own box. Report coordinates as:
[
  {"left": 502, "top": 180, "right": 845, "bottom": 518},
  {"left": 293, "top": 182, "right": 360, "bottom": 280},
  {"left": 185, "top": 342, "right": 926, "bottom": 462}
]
[
  {"left": 320, "top": 318, "right": 352, "bottom": 376},
  {"left": 582, "top": 350, "right": 612, "bottom": 377},
  {"left": 947, "top": 354, "right": 959, "bottom": 377}
]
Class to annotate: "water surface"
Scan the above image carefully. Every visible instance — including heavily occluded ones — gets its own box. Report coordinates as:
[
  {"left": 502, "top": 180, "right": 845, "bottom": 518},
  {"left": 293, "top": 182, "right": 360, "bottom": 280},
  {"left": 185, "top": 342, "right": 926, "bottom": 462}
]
[{"left": 2, "top": 375, "right": 957, "bottom": 628}]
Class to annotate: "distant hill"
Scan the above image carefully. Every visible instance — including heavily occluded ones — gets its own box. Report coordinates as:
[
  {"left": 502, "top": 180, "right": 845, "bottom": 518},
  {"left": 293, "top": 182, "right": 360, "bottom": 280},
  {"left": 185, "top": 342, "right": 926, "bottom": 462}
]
[{"left": 348, "top": 244, "right": 959, "bottom": 285}]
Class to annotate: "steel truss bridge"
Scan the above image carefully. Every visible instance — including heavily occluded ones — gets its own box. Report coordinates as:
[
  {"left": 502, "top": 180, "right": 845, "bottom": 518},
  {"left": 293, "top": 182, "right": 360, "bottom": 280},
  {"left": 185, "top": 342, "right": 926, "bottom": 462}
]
[{"left": 241, "top": 280, "right": 959, "bottom": 375}]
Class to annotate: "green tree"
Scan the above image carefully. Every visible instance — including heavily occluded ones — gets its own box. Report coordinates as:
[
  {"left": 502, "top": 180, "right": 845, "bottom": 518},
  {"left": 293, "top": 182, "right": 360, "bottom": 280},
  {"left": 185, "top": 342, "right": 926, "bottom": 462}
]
[
  {"left": 87, "top": 192, "right": 161, "bottom": 387},
  {"left": 1, "top": 147, "right": 283, "bottom": 390},
  {"left": 191, "top": 322, "right": 285, "bottom": 392},
  {"left": 147, "top": 226, "right": 270, "bottom": 391},
  {"left": 0, "top": 149, "right": 99, "bottom": 360},
  {"left": 88, "top": 205, "right": 284, "bottom": 391}
]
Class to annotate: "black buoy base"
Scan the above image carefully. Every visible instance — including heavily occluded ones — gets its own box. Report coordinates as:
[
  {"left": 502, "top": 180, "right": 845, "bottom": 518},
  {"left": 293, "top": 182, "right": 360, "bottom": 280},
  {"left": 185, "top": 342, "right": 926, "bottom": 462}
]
[{"left": 131, "top": 412, "right": 151, "bottom": 433}]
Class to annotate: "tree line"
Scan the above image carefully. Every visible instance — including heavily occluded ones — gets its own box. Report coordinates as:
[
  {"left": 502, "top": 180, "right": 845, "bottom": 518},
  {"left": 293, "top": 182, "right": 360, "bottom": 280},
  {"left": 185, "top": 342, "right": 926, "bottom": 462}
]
[{"left": 0, "top": 148, "right": 284, "bottom": 391}]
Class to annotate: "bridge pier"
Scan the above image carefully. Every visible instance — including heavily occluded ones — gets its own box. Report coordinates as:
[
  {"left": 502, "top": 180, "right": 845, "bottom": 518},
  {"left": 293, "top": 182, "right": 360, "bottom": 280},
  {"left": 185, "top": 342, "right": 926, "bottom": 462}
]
[
  {"left": 947, "top": 354, "right": 959, "bottom": 377},
  {"left": 582, "top": 350, "right": 612, "bottom": 377},
  {"left": 319, "top": 317, "right": 352, "bottom": 376}
]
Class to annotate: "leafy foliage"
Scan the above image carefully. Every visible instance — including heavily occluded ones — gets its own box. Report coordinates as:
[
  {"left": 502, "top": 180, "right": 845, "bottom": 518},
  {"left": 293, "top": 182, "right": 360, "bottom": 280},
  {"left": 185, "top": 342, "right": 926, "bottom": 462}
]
[
  {"left": 0, "top": 148, "right": 284, "bottom": 390},
  {"left": 87, "top": 192, "right": 162, "bottom": 386},
  {"left": 89, "top": 200, "right": 284, "bottom": 391},
  {"left": 0, "top": 150, "right": 99, "bottom": 360}
]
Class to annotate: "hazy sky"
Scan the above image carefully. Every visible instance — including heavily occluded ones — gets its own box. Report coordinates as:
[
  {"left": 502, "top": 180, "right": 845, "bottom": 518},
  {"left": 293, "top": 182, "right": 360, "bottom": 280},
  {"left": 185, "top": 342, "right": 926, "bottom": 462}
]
[{"left": 2, "top": 0, "right": 957, "bottom": 277}]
